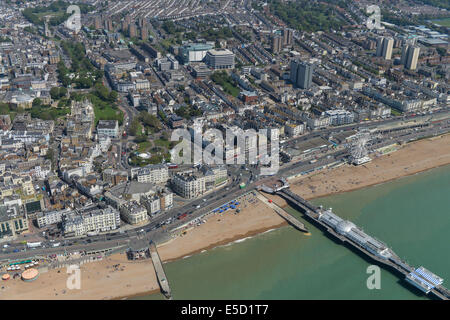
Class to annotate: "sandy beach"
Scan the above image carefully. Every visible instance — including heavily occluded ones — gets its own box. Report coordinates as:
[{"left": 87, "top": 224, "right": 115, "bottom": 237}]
[
  {"left": 157, "top": 194, "right": 287, "bottom": 263},
  {"left": 1, "top": 134, "right": 449, "bottom": 299},
  {"left": 0, "top": 193, "right": 286, "bottom": 299},
  {"left": 0, "top": 252, "right": 160, "bottom": 300},
  {"left": 266, "top": 134, "right": 450, "bottom": 208}
]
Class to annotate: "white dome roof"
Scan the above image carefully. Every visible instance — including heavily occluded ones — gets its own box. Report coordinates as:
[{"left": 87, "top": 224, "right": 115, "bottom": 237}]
[{"left": 336, "top": 220, "right": 356, "bottom": 234}]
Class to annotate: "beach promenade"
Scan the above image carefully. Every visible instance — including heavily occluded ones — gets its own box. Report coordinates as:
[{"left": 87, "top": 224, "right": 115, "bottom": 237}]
[{"left": 1, "top": 134, "right": 449, "bottom": 299}]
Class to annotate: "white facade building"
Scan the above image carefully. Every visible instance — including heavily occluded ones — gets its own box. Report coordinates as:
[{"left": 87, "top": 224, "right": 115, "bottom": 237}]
[
  {"left": 135, "top": 164, "right": 169, "bottom": 184},
  {"left": 120, "top": 201, "right": 148, "bottom": 225}
]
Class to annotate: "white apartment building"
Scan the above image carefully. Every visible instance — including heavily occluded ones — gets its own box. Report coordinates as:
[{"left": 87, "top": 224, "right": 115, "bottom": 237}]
[
  {"left": 304, "top": 114, "right": 331, "bottom": 130},
  {"left": 36, "top": 208, "right": 72, "bottom": 228},
  {"left": 285, "top": 123, "right": 305, "bottom": 137},
  {"left": 120, "top": 201, "right": 148, "bottom": 225},
  {"left": 141, "top": 188, "right": 173, "bottom": 214},
  {"left": 160, "top": 191, "right": 173, "bottom": 210},
  {"left": 97, "top": 120, "right": 119, "bottom": 138},
  {"left": 200, "top": 165, "right": 228, "bottom": 189},
  {"left": 324, "top": 110, "right": 355, "bottom": 126},
  {"left": 172, "top": 173, "right": 206, "bottom": 199},
  {"left": 142, "top": 195, "right": 161, "bottom": 215},
  {"left": 62, "top": 205, "right": 120, "bottom": 237},
  {"left": 135, "top": 79, "right": 150, "bottom": 90},
  {"left": 135, "top": 164, "right": 169, "bottom": 184}
]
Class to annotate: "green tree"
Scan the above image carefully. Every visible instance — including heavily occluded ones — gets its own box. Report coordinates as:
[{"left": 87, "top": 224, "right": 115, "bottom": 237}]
[
  {"left": 59, "top": 87, "right": 68, "bottom": 97},
  {"left": 129, "top": 118, "right": 141, "bottom": 136},
  {"left": 0, "top": 102, "right": 10, "bottom": 114},
  {"left": 94, "top": 82, "right": 109, "bottom": 100},
  {"left": 32, "top": 98, "right": 42, "bottom": 108},
  {"left": 108, "top": 90, "right": 118, "bottom": 103},
  {"left": 50, "top": 87, "right": 60, "bottom": 100},
  {"left": 139, "top": 111, "right": 162, "bottom": 132},
  {"left": 436, "top": 47, "right": 447, "bottom": 57}
]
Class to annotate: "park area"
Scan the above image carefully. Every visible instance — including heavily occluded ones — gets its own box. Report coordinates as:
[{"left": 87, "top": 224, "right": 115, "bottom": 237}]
[
  {"left": 129, "top": 136, "right": 176, "bottom": 166},
  {"left": 431, "top": 18, "right": 450, "bottom": 27}
]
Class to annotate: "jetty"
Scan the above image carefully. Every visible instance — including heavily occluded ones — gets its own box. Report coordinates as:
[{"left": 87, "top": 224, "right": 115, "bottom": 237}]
[
  {"left": 256, "top": 192, "right": 308, "bottom": 233},
  {"left": 258, "top": 178, "right": 449, "bottom": 300},
  {"left": 149, "top": 241, "right": 172, "bottom": 300}
]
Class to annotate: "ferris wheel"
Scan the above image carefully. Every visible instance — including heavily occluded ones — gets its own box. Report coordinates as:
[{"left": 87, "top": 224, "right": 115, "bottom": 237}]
[
  {"left": 350, "top": 131, "right": 370, "bottom": 159},
  {"left": 348, "top": 130, "right": 374, "bottom": 165}
]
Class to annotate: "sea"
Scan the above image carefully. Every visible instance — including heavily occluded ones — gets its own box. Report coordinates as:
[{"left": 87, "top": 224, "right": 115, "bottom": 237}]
[{"left": 135, "top": 164, "right": 450, "bottom": 300}]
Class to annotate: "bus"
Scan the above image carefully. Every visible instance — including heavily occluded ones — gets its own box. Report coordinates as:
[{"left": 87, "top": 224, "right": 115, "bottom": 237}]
[{"left": 26, "top": 242, "right": 41, "bottom": 248}]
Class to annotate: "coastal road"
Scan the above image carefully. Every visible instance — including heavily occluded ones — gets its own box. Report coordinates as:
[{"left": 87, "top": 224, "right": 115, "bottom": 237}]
[{"left": 2, "top": 118, "right": 449, "bottom": 261}]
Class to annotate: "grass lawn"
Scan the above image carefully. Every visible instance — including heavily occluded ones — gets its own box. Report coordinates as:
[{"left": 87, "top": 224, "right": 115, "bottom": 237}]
[
  {"left": 154, "top": 139, "right": 171, "bottom": 148},
  {"left": 35, "top": 11, "right": 65, "bottom": 18},
  {"left": 431, "top": 18, "right": 450, "bottom": 27},
  {"left": 29, "top": 106, "right": 70, "bottom": 121},
  {"left": 94, "top": 105, "right": 124, "bottom": 126},
  {"left": 137, "top": 141, "right": 152, "bottom": 152},
  {"left": 129, "top": 153, "right": 169, "bottom": 166},
  {"left": 223, "top": 82, "right": 240, "bottom": 97}
]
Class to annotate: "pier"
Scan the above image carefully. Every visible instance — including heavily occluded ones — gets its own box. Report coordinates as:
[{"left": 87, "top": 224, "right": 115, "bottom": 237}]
[
  {"left": 149, "top": 241, "right": 172, "bottom": 300},
  {"left": 255, "top": 192, "right": 308, "bottom": 233},
  {"left": 259, "top": 179, "right": 449, "bottom": 300}
]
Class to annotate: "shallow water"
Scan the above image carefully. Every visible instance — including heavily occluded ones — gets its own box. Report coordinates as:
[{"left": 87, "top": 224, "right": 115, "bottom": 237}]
[{"left": 135, "top": 165, "right": 450, "bottom": 300}]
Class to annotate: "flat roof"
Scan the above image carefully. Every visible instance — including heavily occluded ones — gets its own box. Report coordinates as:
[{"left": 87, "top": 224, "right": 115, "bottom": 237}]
[
  {"left": 418, "top": 38, "right": 448, "bottom": 45},
  {"left": 207, "top": 49, "right": 234, "bottom": 56}
]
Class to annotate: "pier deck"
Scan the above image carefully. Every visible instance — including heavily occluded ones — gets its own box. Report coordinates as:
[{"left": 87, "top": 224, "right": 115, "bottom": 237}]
[
  {"left": 256, "top": 192, "right": 308, "bottom": 233},
  {"left": 149, "top": 242, "right": 172, "bottom": 299},
  {"left": 270, "top": 188, "right": 449, "bottom": 300}
]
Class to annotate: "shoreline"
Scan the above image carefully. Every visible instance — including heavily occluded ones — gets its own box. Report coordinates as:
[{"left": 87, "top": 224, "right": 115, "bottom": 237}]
[
  {"left": 160, "top": 221, "right": 288, "bottom": 264},
  {"left": 125, "top": 222, "right": 287, "bottom": 300},
  {"left": 280, "top": 134, "right": 450, "bottom": 203},
  {"left": 131, "top": 135, "right": 450, "bottom": 299},
  {"left": 301, "top": 161, "right": 450, "bottom": 202},
  {"left": 2, "top": 134, "right": 449, "bottom": 300},
  {"left": 113, "top": 288, "right": 161, "bottom": 300},
  {"left": 130, "top": 168, "right": 450, "bottom": 299}
]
